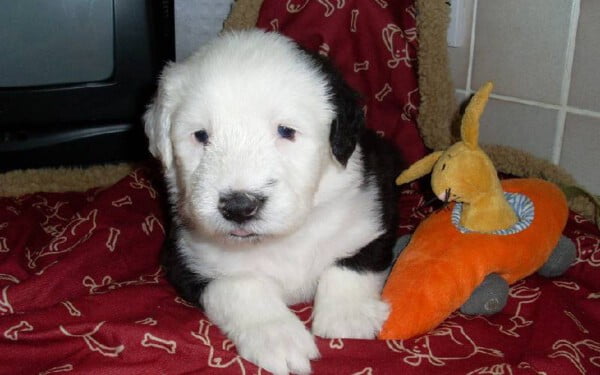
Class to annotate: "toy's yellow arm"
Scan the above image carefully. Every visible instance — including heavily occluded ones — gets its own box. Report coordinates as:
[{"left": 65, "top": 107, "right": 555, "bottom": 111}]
[
  {"left": 396, "top": 151, "right": 443, "bottom": 185},
  {"left": 461, "top": 81, "right": 493, "bottom": 149}
]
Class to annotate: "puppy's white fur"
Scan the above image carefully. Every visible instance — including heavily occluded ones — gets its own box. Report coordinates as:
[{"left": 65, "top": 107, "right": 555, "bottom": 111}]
[{"left": 145, "top": 30, "right": 391, "bottom": 375}]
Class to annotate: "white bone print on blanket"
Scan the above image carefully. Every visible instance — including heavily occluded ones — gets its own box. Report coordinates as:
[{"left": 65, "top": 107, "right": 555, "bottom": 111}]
[
  {"left": 129, "top": 169, "right": 157, "bottom": 199},
  {"left": 82, "top": 268, "right": 162, "bottom": 295},
  {"left": 317, "top": 0, "right": 346, "bottom": 17},
  {"left": 549, "top": 339, "right": 600, "bottom": 374},
  {"left": 34, "top": 260, "right": 58, "bottom": 276},
  {"left": 106, "top": 227, "right": 120, "bottom": 252},
  {"left": 317, "top": 0, "right": 335, "bottom": 16},
  {"left": 401, "top": 88, "right": 419, "bottom": 121},
  {"left": 350, "top": 9, "right": 359, "bottom": 32},
  {"left": 111, "top": 196, "right": 132, "bottom": 207},
  {"left": 174, "top": 296, "right": 197, "bottom": 308},
  {"left": 191, "top": 319, "right": 251, "bottom": 374},
  {"left": 563, "top": 310, "right": 589, "bottom": 334},
  {"left": 0, "top": 273, "right": 19, "bottom": 284},
  {"left": 141, "top": 333, "right": 177, "bottom": 354},
  {"left": 467, "top": 364, "right": 513, "bottom": 375},
  {"left": 382, "top": 24, "right": 416, "bottom": 68},
  {"left": 375, "top": 83, "right": 392, "bottom": 102},
  {"left": 59, "top": 321, "right": 124, "bottom": 357},
  {"left": 38, "top": 364, "right": 73, "bottom": 375},
  {"left": 290, "top": 305, "right": 314, "bottom": 325},
  {"left": 372, "top": 0, "right": 388, "bottom": 8},
  {"left": 319, "top": 43, "right": 330, "bottom": 57},
  {"left": 406, "top": 4, "right": 417, "bottom": 19},
  {"left": 516, "top": 361, "right": 546, "bottom": 374},
  {"left": 353, "top": 60, "right": 370, "bottom": 72},
  {"left": 0, "top": 238, "right": 8, "bottom": 253},
  {"left": 574, "top": 234, "right": 600, "bottom": 267},
  {"left": 25, "top": 209, "right": 98, "bottom": 269},
  {"left": 286, "top": 0, "right": 309, "bottom": 13},
  {"left": 142, "top": 214, "right": 164, "bottom": 236},
  {"left": 61, "top": 301, "right": 81, "bottom": 317},
  {"left": 4, "top": 320, "right": 33, "bottom": 341},
  {"left": 453, "top": 281, "right": 542, "bottom": 337},
  {"left": 0, "top": 286, "right": 14, "bottom": 314},
  {"left": 6, "top": 205, "right": 20, "bottom": 216},
  {"left": 553, "top": 281, "right": 580, "bottom": 290},
  {"left": 386, "top": 321, "right": 503, "bottom": 367},
  {"left": 31, "top": 197, "right": 68, "bottom": 237},
  {"left": 330, "top": 338, "right": 344, "bottom": 350},
  {"left": 135, "top": 317, "right": 158, "bottom": 326}
]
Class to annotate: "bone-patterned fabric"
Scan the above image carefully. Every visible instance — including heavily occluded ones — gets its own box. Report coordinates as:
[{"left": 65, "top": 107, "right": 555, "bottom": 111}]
[
  {"left": 1, "top": 0, "right": 599, "bottom": 373},
  {"left": 0, "top": 167, "right": 599, "bottom": 374}
]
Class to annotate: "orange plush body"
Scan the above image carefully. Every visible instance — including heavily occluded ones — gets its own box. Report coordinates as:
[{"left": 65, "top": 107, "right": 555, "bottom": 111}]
[
  {"left": 378, "top": 82, "right": 574, "bottom": 340},
  {"left": 378, "top": 178, "right": 568, "bottom": 339}
]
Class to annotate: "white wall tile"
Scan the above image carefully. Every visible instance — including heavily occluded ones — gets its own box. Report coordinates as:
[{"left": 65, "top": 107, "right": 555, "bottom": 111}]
[
  {"left": 450, "top": 0, "right": 600, "bottom": 192},
  {"left": 472, "top": 0, "right": 574, "bottom": 104},
  {"left": 455, "top": 91, "right": 468, "bottom": 106},
  {"left": 448, "top": 0, "right": 475, "bottom": 90},
  {"left": 479, "top": 99, "right": 558, "bottom": 161},
  {"left": 560, "top": 114, "right": 600, "bottom": 194},
  {"left": 569, "top": 0, "right": 600, "bottom": 112}
]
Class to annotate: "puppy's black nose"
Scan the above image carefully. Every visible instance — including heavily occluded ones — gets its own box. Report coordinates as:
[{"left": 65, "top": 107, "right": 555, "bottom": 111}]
[{"left": 218, "top": 191, "right": 265, "bottom": 223}]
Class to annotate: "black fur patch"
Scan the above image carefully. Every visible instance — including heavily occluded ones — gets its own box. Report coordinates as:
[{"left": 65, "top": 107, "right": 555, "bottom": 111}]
[
  {"left": 161, "top": 224, "right": 209, "bottom": 307},
  {"left": 305, "top": 51, "right": 364, "bottom": 167},
  {"left": 303, "top": 48, "right": 404, "bottom": 273},
  {"left": 336, "top": 131, "right": 403, "bottom": 272}
]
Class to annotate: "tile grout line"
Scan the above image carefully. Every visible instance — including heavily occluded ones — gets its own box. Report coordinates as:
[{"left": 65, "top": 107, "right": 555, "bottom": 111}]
[
  {"left": 565, "top": 106, "right": 600, "bottom": 120},
  {"left": 455, "top": 88, "right": 600, "bottom": 119},
  {"left": 465, "top": 0, "right": 478, "bottom": 93},
  {"left": 552, "top": 0, "right": 581, "bottom": 165},
  {"left": 488, "top": 93, "right": 561, "bottom": 111}
]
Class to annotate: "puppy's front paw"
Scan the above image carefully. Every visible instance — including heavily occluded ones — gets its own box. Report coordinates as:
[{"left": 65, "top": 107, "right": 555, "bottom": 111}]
[
  {"left": 235, "top": 317, "right": 319, "bottom": 375},
  {"left": 312, "top": 297, "right": 390, "bottom": 339}
]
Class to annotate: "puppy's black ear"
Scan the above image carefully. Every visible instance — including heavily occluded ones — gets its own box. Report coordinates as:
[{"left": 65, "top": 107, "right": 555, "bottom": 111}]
[
  {"left": 308, "top": 51, "right": 364, "bottom": 167},
  {"left": 328, "top": 80, "right": 364, "bottom": 167}
]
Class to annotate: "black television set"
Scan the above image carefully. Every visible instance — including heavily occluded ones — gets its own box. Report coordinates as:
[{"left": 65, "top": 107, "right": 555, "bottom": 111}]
[{"left": 0, "top": 0, "right": 174, "bottom": 171}]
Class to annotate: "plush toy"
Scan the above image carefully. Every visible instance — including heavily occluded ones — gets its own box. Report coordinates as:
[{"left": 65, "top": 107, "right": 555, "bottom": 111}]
[{"left": 378, "top": 82, "right": 576, "bottom": 340}]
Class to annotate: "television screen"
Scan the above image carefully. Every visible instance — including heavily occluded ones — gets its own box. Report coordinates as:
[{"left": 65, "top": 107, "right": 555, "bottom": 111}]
[
  {"left": 0, "top": 0, "right": 115, "bottom": 88},
  {"left": 0, "top": 0, "right": 174, "bottom": 171}
]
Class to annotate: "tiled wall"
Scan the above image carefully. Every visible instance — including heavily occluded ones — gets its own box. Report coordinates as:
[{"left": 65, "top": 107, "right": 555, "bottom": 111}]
[{"left": 448, "top": 0, "right": 600, "bottom": 195}]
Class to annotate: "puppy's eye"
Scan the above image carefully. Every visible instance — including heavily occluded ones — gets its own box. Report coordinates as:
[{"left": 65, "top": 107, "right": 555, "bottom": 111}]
[
  {"left": 441, "top": 163, "right": 446, "bottom": 171},
  {"left": 277, "top": 125, "right": 296, "bottom": 141},
  {"left": 193, "top": 130, "right": 209, "bottom": 144}
]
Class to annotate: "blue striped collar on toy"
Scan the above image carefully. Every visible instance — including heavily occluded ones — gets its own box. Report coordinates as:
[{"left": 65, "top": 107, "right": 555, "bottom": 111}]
[{"left": 452, "top": 193, "right": 535, "bottom": 235}]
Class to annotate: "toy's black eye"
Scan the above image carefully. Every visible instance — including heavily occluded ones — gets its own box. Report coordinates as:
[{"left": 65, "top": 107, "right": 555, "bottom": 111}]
[
  {"left": 441, "top": 163, "right": 446, "bottom": 171},
  {"left": 277, "top": 125, "right": 296, "bottom": 141},
  {"left": 194, "top": 130, "right": 209, "bottom": 144}
]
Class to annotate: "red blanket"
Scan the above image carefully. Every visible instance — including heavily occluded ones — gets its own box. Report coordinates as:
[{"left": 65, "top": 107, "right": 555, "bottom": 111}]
[
  {"left": 2, "top": 1, "right": 599, "bottom": 374},
  {"left": 1, "top": 168, "right": 599, "bottom": 374}
]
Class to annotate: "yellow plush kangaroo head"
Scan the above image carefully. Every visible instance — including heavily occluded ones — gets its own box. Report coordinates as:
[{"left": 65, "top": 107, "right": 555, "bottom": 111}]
[{"left": 396, "top": 82, "right": 518, "bottom": 233}]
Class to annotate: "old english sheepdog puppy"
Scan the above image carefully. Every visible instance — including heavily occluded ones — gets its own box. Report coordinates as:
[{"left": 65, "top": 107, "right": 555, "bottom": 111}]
[{"left": 144, "top": 29, "right": 401, "bottom": 375}]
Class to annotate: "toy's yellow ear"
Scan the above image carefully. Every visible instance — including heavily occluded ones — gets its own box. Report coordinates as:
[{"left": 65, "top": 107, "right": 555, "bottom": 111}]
[
  {"left": 396, "top": 151, "right": 443, "bottom": 185},
  {"left": 461, "top": 82, "right": 493, "bottom": 149}
]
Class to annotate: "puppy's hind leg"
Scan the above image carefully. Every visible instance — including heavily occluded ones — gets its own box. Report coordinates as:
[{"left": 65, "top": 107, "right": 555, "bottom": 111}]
[
  {"left": 312, "top": 266, "right": 390, "bottom": 339},
  {"left": 312, "top": 235, "right": 393, "bottom": 339}
]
